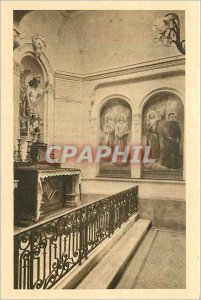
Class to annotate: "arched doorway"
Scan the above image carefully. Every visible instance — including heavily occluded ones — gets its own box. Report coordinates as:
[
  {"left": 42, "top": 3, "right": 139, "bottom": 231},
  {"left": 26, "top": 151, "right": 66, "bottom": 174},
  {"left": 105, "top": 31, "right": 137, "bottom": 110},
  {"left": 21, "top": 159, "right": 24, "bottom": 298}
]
[
  {"left": 99, "top": 98, "right": 132, "bottom": 178},
  {"left": 141, "top": 92, "right": 184, "bottom": 180}
]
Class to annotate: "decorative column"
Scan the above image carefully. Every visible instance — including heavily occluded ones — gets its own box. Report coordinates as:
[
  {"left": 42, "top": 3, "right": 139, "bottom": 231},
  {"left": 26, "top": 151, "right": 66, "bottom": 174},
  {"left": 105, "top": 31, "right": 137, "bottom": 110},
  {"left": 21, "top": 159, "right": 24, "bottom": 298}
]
[
  {"left": 88, "top": 109, "right": 99, "bottom": 177},
  {"left": 43, "top": 84, "right": 55, "bottom": 146},
  {"left": 131, "top": 113, "right": 141, "bottom": 178},
  {"left": 13, "top": 61, "right": 24, "bottom": 151},
  {"left": 13, "top": 20, "right": 23, "bottom": 159}
]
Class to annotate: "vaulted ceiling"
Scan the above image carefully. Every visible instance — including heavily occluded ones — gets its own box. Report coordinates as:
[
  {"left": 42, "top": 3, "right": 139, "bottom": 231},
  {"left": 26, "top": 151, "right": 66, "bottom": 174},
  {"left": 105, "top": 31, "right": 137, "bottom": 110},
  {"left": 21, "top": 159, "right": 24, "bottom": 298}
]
[
  {"left": 14, "top": 10, "right": 89, "bottom": 27},
  {"left": 16, "top": 10, "right": 185, "bottom": 74}
]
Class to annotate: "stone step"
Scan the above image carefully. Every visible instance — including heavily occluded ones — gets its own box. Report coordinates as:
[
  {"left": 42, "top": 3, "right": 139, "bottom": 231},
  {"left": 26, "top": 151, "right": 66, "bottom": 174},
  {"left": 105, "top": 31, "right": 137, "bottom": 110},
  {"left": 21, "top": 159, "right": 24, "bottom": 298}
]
[
  {"left": 115, "top": 228, "right": 157, "bottom": 289},
  {"left": 55, "top": 212, "right": 140, "bottom": 289},
  {"left": 76, "top": 218, "right": 151, "bottom": 289}
]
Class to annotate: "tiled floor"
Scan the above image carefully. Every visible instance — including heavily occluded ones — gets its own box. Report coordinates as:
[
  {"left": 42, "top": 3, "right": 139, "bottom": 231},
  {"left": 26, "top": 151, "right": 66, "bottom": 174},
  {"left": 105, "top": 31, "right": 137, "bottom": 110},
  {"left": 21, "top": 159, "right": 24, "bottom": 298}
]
[{"left": 116, "top": 228, "right": 186, "bottom": 289}]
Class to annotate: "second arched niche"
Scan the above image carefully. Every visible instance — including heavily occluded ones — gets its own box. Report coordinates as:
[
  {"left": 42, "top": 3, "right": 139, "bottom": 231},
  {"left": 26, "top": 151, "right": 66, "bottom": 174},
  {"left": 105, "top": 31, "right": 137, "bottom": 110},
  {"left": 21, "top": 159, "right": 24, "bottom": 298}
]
[{"left": 142, "top": 92, "right": 184, "bottom": 180}]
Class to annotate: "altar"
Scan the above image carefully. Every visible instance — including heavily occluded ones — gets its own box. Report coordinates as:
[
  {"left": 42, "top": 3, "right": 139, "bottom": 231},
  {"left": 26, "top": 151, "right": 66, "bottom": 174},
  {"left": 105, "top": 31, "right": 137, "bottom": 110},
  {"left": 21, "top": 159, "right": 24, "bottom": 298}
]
[
  {"left": 14, "top": 166, "right": 81, "bottom": 226},
  {"left": 13, "top": 54, "right": 83, "bottom": 227}
]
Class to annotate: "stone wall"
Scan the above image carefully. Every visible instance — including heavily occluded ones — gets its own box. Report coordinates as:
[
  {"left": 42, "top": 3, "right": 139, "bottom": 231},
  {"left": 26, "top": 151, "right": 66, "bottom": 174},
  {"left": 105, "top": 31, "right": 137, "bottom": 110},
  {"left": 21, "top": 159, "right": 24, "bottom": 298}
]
[
  {"left": 14, "top": 10, "right": 186, "bottom": 201},
  {"left": 19, "top": 10, "right": 185, "bottom": 74}
]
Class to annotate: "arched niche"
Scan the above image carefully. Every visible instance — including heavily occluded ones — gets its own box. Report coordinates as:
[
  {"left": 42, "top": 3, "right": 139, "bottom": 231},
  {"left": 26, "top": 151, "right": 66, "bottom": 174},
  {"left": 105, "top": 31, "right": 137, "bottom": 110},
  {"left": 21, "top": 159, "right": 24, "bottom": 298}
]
[
  {"left": 13, "top": 38, "right": 55, "bottom": 161},
  {"left": 19, "top": 55, "right": 46, "bottom": 160},
  {"left": 98, "top": 98, "right": 132, "bottom": 178},
  {"left": 21, "top": 56, "right": 45, "bottom": 87},
  {"left": 141, "top": 91, "right": 184, "bottom": 180}
]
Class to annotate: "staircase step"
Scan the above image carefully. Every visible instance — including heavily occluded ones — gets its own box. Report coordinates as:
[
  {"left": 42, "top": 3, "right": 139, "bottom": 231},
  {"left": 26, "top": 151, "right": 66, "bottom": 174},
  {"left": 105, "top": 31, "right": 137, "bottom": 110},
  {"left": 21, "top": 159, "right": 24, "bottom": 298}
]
[
  {"left": 115, "top": 228, "right": 157, "bottom": 289},
  {"left": 55, "top": 212, "right": 140, "bottom": 289},
  {"left": 76, "top": 218, "right": 151, "bottom": 289}
]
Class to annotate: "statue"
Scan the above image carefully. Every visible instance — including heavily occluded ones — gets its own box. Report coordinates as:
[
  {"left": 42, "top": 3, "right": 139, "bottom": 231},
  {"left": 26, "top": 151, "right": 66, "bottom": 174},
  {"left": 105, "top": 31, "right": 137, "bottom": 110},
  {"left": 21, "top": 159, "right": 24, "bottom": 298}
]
[
  {"left": 161, "top": 112, "right": 181, "bottom": 169},
  {"left": 146, "top": 110, "right": 162, "bottom": 161},
  {"left": 19, "top": 74, "right": 44, "bottom": 142},
  {"left": 103, "top": 113, "right": 115, "bottom": 147},
  {"left": 114, "top": 113, "right": 129, "bottom": 151}
]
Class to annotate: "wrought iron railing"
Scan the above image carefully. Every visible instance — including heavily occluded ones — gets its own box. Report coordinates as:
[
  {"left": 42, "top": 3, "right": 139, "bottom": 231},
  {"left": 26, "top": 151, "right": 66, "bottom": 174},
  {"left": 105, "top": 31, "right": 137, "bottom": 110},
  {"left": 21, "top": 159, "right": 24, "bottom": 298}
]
[{"left": 14, "top": 186, "right": 138, "bottom": 289}]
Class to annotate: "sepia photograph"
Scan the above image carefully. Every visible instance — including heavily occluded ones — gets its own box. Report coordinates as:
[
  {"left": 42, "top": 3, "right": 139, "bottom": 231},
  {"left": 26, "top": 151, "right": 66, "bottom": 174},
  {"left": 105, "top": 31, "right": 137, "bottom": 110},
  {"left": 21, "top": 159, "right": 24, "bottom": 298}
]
[{"left": 0, "top": 1, "right": 200, "bottom": 299}]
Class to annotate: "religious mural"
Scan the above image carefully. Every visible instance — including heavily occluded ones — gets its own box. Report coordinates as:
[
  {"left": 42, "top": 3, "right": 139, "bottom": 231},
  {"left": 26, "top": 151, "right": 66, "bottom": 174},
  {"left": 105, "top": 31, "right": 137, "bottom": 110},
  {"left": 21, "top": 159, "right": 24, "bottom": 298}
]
[
  {"left": 99, "top": 98, "right": 132, "bottom": 177},
  {"left": 142, "top": 92, "right": 184, "bottom": 179}
]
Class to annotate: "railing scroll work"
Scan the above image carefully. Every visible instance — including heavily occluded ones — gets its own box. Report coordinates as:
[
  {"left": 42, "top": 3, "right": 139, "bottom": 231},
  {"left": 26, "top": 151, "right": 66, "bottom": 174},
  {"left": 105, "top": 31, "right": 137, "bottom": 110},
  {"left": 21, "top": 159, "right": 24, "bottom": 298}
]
[{"left": 14, "top": 186, "right": 138, "bottom": 289}]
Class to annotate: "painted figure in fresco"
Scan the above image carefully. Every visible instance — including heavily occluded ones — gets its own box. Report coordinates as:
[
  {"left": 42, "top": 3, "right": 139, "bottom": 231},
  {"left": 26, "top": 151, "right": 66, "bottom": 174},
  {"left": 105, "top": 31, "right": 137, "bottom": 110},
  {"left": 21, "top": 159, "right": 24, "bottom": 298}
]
[
  {"left": 20, "top": 75, "right": 43, "bottom": 140},
  {"left": 114, "top": 113, "right": 129, "bottom": 151},
  {"left": 161, "top": 112, "right": 181, "bottom": 169},
  {"left": 103, "top": 113, "right": 115, "bottom": 147},
  {"left": 146, "top": 110, "right": 161, "bottom": 160}
]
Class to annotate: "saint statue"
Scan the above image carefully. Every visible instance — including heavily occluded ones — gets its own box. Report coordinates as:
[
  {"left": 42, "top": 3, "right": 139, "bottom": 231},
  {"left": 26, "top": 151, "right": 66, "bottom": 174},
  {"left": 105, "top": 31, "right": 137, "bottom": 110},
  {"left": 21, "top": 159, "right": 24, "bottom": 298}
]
[
  {"left": 114, "top": 113, "right": 129, "bottom": 151},
  {"left": 161, "top": 112, "right": 181, "bottom": 169},
  {"left": 19, "top": 75, "right": 44, "bottom": 141},
  {"left": 146, "top": 110, "right": 162, "bottom": 160},
  {"left": 103, "top": 113, "right": 115, "bottom": 147}
]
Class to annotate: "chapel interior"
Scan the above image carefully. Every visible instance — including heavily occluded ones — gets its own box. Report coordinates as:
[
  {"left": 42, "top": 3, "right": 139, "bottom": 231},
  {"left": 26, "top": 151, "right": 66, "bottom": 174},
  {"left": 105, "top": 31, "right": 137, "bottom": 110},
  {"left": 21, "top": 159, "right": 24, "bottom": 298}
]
[{"left": 13, "top": 10, "right": 186, "bottom": 290}]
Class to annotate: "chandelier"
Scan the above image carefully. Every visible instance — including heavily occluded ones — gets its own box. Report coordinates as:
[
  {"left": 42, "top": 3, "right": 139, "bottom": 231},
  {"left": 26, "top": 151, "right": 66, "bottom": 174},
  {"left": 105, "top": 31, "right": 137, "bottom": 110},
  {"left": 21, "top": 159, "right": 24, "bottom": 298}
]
[{"left": 152, "top": 13, "right": 185, "bottom": 55}]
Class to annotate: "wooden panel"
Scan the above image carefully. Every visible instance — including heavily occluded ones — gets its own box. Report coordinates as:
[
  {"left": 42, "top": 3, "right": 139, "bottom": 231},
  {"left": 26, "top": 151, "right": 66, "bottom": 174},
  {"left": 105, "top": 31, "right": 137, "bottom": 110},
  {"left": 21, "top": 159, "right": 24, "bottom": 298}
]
[
  {"left": 14, "top": 169, "right": 38, "bottom": 219},
  {"left": 14, "top": 167, "right": 81, "bottom": 225},
  {"left": 40, "top": 176, "right": 64, "bottom": 215}
]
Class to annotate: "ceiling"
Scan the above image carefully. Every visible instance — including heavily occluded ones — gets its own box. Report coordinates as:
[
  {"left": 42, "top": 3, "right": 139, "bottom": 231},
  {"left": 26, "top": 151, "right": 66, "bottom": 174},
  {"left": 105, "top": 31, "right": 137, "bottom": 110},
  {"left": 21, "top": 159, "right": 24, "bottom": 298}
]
[
  {"left": 13, "top": 10, "right": 90, "bottom": 27},
  {"left": 60, "top": 10, "right": 90, "bottom": 19}
]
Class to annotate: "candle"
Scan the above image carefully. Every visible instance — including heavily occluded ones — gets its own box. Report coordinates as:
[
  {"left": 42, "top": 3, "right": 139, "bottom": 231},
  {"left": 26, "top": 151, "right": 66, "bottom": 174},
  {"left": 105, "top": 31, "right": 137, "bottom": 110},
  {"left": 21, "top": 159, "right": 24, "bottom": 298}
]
[
  {"left": 53, "top": 92, "right": 55, "bottom": 145},
  {"left": 27, "top": 119, "right": 30, "bottom": 141},
  {"left": 18, "top": 116, "right": 21, "bottom": 139}
]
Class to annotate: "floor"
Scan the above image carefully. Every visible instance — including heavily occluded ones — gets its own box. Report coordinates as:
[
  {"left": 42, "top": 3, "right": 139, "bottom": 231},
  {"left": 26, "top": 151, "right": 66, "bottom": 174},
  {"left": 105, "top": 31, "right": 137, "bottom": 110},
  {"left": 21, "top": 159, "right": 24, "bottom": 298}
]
[
  {"left": 14, "top": 192, "right": 186, "bottom": 289},
  {"left": 115, "top": 228, "right": 186, "bottom": 289}
]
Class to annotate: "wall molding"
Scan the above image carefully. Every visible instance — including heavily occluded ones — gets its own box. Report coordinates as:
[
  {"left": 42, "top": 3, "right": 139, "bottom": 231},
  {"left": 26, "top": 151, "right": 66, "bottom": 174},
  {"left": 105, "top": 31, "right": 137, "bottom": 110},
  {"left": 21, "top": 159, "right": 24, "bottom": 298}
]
[
  {"left": 54, "top": 55, "right": 185, "bottom": 82},
  {"left": 55, "top": 96, "right": 81, "bottom": 103},
  {"left": 81, "top": 177, "right": 185, "bottom": 185},
  {"left": 54, "top": 71, "right": 82, "bottom": 82}
]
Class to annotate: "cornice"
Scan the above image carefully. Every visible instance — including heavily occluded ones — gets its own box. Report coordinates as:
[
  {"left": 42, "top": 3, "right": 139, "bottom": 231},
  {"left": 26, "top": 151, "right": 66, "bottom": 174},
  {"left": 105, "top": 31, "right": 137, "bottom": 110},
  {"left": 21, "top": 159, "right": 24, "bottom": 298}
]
[
  {"left": 54, "top": 55, "right": 185, "bottom": 82},
  {"left": 84, "top": 55, "right": 185, "bottom": 81},
  {"left": 54, "top": 71, "right": 82, "bottom": 82}
]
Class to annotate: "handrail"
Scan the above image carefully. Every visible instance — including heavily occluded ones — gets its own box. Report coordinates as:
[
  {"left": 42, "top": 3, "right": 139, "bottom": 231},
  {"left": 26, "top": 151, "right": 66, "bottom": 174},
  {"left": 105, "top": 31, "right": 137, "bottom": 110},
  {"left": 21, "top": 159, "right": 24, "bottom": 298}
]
[{"left": 14, "top": 186, "right": 138, "bottom": 289}]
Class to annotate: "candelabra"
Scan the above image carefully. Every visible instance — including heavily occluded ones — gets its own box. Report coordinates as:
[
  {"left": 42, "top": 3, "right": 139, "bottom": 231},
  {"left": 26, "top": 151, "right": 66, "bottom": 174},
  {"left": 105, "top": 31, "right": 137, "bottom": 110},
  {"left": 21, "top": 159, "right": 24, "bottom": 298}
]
[
  {"left": 25, "top": 140, "right": 32, "bottom": 162},
  {"left": 14, "top": 138, "right": 22, "bottom": 162},
  {"left": 152, "top": 13, "right": 185, "bottom": 55}
]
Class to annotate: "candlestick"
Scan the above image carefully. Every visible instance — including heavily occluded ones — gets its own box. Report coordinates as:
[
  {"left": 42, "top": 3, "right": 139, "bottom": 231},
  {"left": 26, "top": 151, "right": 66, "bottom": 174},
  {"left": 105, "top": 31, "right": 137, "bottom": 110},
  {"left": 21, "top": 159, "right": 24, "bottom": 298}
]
[
  {"left": 25, "top": 140, "right": 32, "bottom": 162},
  {"left": 27, "top": 118, "right": 30, "bottom": 141},
  {"left": 53, "top": 88, "right": 55, "bottom": 146},
  {"left": 37, "top": 129, "right": 41, "bottom": 143},
  {"left": 15, "top": 138, "right": 22, "bottom": 162},
  {"left": 13, "top": 145, "right": 17, "bottom": 162},
  {"left": 18, "top": 116, "right": 21, "bottom": 139}
]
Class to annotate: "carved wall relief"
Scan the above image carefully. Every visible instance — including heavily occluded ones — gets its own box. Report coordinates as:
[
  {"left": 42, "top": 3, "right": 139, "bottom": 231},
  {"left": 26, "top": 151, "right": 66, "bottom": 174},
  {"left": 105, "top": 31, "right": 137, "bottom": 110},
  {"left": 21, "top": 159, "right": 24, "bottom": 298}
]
[
  {"left": 13, "top": 28, "right": 21, "bottom": 50},
  {"left": 32, "top": 35, "right": 46, "bottom": 57},
  {"left": 133, "top": 113, "right": 140, "bottom": 132}
]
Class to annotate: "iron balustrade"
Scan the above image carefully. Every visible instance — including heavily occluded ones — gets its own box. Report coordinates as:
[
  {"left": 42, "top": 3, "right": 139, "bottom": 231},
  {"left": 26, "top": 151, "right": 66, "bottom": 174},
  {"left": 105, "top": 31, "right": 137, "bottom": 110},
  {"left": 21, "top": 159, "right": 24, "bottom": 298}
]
[{"left": 14, "top": 186, "right": 138, "bottom": 289}]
